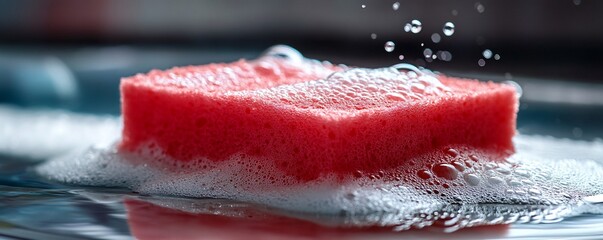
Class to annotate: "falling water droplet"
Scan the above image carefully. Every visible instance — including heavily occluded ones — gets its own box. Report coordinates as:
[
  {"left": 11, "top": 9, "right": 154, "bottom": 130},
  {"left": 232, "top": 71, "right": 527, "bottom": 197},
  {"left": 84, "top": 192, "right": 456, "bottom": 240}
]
[
  {"left": 494, "top": 54, "right": 501, "bottom": 60},
  {"left": 431, "top": 33, "right": 442, "bottom": 43},
  {"left": 361, "top": 4, "right": 366, "bottom": 9},
  {"left": 423, "top": 48, "right": 433, "bottom": 58},
  {"left": 443, "top": 22, "right": 455, "bottom": 36},
  {"left": 398, "top": 55, "right": 405, "bottom": 60},
  {"left": 406, "top": 20, "right": 422, "bottom": 33},
  {"left": 392, "top": 2, "right": 400, "bottom": 10},
  {"left": 371, "top": 33, "right": 377, "bottom": 40},
  {"left": 384, "top": 41, "right": 396, "bottom": 52},
  {"left": 438, "top": 51, "right": 453, "bottom": 62},
  {"left": 482, "top": 49, "right": 493, "bottom": 59},
  {"left": 475, "top": 2, "right": 485, "bottom": 13},
  {"left": 478, "top": 59, "right": 486, "bottom": 67},
  {"left": 411, "top": 20, "right": 423, "bottom": 33}
]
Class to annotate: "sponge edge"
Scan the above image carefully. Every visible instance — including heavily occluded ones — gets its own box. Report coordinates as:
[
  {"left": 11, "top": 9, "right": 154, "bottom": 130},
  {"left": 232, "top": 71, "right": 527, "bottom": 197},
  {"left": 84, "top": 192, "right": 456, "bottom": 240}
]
[{"left": 119, "top": 57, "right": 518, "bottom": 181}]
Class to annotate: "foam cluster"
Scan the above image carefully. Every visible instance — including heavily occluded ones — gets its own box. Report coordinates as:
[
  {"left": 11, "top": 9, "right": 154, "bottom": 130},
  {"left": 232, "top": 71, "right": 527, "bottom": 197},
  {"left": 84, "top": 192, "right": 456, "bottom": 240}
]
[
  {"left": 239, "top": 66, "right": 450, "bottom": 112},
  {"left": 38, "top": 135, "right": 603, "bottom": 231}
]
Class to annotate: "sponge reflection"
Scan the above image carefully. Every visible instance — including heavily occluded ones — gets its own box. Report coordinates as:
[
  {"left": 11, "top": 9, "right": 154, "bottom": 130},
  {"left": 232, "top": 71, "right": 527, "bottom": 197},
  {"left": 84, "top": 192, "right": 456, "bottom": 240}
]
[{"left": 124, "top": 198, "right": 509, "bottom": 240}]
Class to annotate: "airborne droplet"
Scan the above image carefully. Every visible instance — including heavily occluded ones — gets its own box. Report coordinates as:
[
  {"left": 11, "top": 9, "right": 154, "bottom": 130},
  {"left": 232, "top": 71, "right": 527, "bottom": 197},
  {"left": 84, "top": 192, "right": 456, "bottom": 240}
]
[
  {"left": 406, "top": 20, "right": 422, "bottom": 34},
  {"left": 384, "top": 41, "right": 396, "bottom": 52},
  {"left": 443, "top": 22, "right": 455, "bottom": 36},
  {"left": 392, "top": 2, "right": 400, "bottom": 10},
  {"left": 482, "top": 49, "right": 493, "bottom": 59}
]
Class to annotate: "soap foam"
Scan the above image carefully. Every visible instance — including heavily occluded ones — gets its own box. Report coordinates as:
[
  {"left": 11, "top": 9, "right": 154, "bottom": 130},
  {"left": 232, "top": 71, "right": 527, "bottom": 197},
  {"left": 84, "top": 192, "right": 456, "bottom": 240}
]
[
  {"left": 37, "top": 134, "right": 603, "bottom": 230},
  {"left": 238, "top": 66, "right": 451, "bottom": 111}
]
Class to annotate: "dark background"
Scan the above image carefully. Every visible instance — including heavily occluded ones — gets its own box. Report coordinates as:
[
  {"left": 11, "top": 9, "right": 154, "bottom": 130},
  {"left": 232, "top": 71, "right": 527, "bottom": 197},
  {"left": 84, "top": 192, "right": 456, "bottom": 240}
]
[{"left": 0, "top": 0, "right": 602, "bottom": 139}]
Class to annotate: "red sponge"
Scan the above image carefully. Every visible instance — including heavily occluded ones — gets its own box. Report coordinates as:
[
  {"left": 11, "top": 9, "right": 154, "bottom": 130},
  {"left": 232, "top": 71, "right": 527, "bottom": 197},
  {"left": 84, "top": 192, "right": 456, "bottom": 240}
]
[{"left": 119, "top": 57, "right": 518, "bottom": 181}]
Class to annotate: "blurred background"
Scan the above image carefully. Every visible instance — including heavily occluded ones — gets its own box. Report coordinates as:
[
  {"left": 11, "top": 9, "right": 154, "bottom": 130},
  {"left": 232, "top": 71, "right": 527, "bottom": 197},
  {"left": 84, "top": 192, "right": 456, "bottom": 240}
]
[{"left": 0, "top": 0, "right": 602, "bottom": 139}]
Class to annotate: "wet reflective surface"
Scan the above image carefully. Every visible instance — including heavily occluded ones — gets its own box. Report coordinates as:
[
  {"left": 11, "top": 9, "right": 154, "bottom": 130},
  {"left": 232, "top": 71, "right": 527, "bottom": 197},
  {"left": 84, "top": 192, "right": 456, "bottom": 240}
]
[{"left": 2, "top": 164, "right": 603, "bottom": 240}]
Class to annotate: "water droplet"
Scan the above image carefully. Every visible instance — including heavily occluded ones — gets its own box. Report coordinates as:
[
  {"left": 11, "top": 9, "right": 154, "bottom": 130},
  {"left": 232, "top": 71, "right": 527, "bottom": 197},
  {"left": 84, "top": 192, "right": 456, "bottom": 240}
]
[
  {"left": 398, "top": 54, "right": 405, "bottom": 60},
  {"left": 496, "top": 166, "right": 512, "bottom": 175},
  {"left": 392, "top": 2, "right": 400, "bottom": 10},
  {"left": 503, "top": 80, "right": 523, "bottom": 98},
  {"left": 384, "top": 41, "right": 396, "bottom": 52},
  {"left": 487, "top": 176, "right": 505, "bottom": 185},
  {"left": 528, "top": 188, "right": 542, "bottom": 196},
  {"left": 417, "top": 169, "right": 433, "bottom": 179},
  {"left": 361, "top": 4, "right": 366, "bottom": 9},
  {"left": 463, "top": 173, "right": 480, "bottom": 186},
  {"left": 391, "top": 63, "right": 424, "bottom": 76},
  {"left": 431, "top": 33, "right": 441, "bottom": 43},
  {"left": 494, "top": 54, "right": 501, "bottom": 60},
  {"left": 443, "top": 22, "right": 455, "bottom": 36},
  {"left": 370, "top": 33, "right": 377, "bottom": 39},
  {"left": 508, "top": 179, "right": 522, "bottom": 187},
  {"left": 261, "top": 45, "right": 304, "bottom": 63},
  {"left": 478, "top": 59, "right": 486, "bottom": 67},
  {"left": 423, "top": 48, "right": 433, "bottom": 58},
  {"left": 514, "top": 168, "right": 530, "bottom": 177},
  {"left": 432, "top": 164, "right": 459, "bottom": 180},
  {"left": 482, "top": 49, "right": 493, "bottom": 59},
  {"left": 475, "top": 2, "right": 485, "bottom": 13},
  {"left": 451, "top": 10, "right": 458, "bottom": 16},
  {"left": 521, "top": 179, "right": 534, "bottom": 185},
  {"left": 385, "top": 93, "right": 407, "bottom": 101},
  {"left": 438, "top": 51, "right": 453, "bottom": 62},
  {"left": 404, "top": 24, "right": 411, "bottom": 32},
  {"left": 445, "top": 148, "right": 459, "bottom": 157},
  {"left": 463, "top": 160, "right": 473, "bottom": 168},
  {"left": 452, "top": 161, "right": 465, "bottom": 172},
  {"left": 408, "top": 20, "right": 422, "bottom": 33},
  {"left": 485, "top": 162, "right": 497, "bottom": 170}
]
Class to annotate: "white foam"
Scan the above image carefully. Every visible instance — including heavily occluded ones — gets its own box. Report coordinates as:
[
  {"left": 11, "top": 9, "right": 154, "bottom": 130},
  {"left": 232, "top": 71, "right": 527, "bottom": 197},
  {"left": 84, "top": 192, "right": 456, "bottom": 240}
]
[
  {"left": 37, "top": 134, "right": 603, "bottom": 220},
  {"left": 235, "top": 66, "right": 450, "bottom": 112},
  {"left": 0, "top": 105, "right": 121, "bottom": 160}
]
